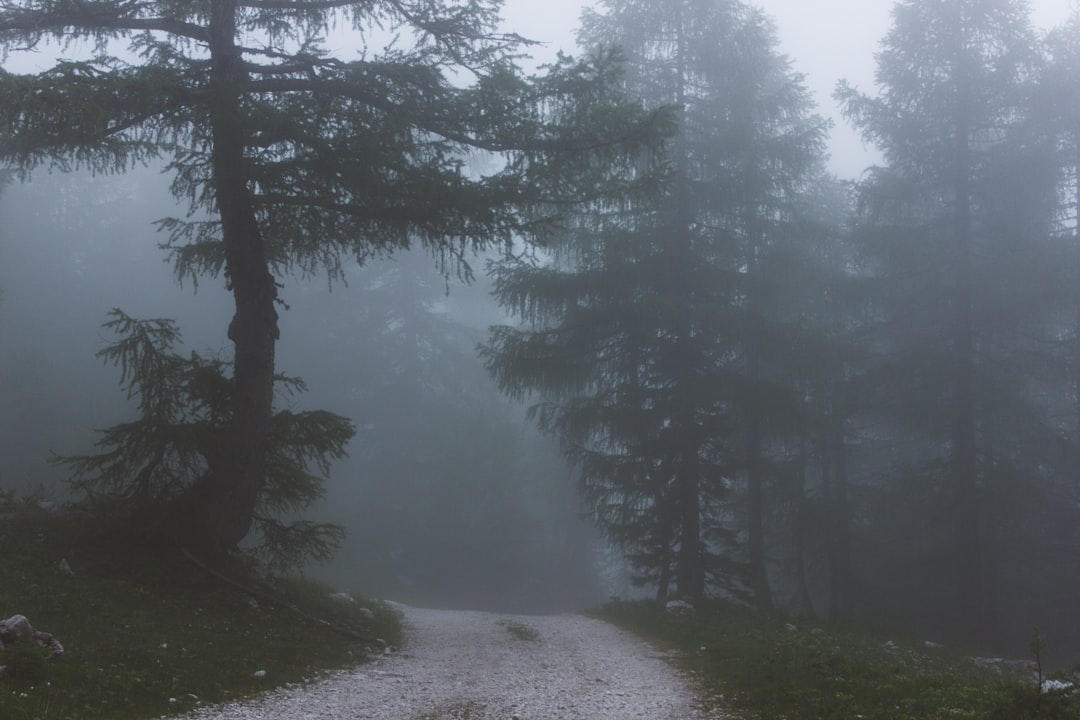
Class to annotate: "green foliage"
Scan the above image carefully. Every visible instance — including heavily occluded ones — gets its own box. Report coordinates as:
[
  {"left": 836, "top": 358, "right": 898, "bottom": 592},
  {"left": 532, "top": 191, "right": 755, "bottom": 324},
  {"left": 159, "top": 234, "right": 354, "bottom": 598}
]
[
  {"left": 834, "top": 0, "right": 1070, "bottom": 642},
  {"left": 0, "top": 500, "right": 401, "bottom": 720},
  {"left": 483, "top": 0, "right": 829, "bottom": 600},
  {"left": 0, "top": 0, "right": 670, "bottom": 282},
  {"left": 56, "top": 309, "right": 355, "bottom": 571},
  {"left": 597, "top": 600, "right": 1080, "bottom": 720},
  {"left": 0, "top": 0, "right": 671, "bottom": 559}
]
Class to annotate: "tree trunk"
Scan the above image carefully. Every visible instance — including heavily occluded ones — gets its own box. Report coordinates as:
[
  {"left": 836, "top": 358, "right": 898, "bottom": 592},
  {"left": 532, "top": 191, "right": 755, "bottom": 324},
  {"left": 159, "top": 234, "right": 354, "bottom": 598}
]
[
  {"left": 668, "top": 1, "right": 704, "bottom": 601},
  {"left": 655, "top": 531, "right": 672, "bottom": 604},
  {"left": 179, "top": 0, "right": 279, "bottom": 558},
  {"left": 794, "top": 429, "right": 815, "bottom": 616},
  {"left": 951, "top": 51, "right": 983, "bottom": 643},
  {"left": 746, "top": 418, "right": 772, "bottom": 609},
  {"left": 674, "top": 454, "right": 703, "bottom": 598},
  {"left": 824, "top": 410, "right": 851, "bottom": 621},
  {"left": 1073, "top": 138, "right": 1080, "bottom": 440}
]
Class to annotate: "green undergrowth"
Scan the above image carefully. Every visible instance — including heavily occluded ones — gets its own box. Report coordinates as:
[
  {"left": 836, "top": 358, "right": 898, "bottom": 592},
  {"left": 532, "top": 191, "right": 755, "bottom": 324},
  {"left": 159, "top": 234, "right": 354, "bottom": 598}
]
[
  {"left": 596, "top": 599, "right": 1080, "bottom": 720},
  {"left": 0, "top": 494, "right": 402, "bottom": 720}
]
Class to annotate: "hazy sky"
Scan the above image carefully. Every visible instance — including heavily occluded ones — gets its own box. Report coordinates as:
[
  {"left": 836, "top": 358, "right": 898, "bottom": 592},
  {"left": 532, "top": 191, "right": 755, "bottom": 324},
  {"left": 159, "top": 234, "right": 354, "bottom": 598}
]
[{"left": 501, "top": 0, "right": 1077, "bottom": 179}]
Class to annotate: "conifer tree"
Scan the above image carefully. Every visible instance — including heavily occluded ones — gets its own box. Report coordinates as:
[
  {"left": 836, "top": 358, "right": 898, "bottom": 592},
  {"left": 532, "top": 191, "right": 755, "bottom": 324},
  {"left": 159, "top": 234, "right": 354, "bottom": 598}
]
[
  {"left": 483, "top": 0, "right": 827, "bottom": 601},
  {"left": 837, "top": 0, "right": 1058, "bottom": 641},
  {"left": 0, "top": 0, "right": 666, "bottom": 559}
]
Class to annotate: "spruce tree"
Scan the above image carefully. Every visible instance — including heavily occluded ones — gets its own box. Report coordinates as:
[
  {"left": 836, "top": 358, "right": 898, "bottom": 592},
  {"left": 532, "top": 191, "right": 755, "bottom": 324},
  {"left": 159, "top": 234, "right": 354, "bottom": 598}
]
[
  {"left": 837, "top": 0, "right": 1058, "bottom": 642},
  {"left": 483, "top": 0, "right": 827, "bottom": 601}
]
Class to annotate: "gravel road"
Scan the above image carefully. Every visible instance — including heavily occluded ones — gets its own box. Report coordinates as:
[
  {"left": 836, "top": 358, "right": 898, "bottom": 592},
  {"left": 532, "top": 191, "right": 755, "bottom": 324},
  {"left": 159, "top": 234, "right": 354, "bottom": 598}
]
[{"left": 181, "top": 604, "right": 724, "bottom": 720}]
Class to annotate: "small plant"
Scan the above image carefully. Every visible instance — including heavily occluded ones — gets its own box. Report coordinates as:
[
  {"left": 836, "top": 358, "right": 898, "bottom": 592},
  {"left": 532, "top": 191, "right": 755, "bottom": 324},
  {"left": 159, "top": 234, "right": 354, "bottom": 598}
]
[
  {"left": 56, "top": 309, "right": 354, "bottom": 571},
  {"left": 499, "top": 620, "right": 540, "bottom": 642},
  {"left": 1030, "top": 628, "right": 1047, "bottom": 696}
]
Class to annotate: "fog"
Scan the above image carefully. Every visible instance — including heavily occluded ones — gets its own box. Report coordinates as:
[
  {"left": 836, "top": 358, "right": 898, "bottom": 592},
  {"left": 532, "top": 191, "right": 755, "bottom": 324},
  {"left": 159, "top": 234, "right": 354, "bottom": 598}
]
[
  {"left": 0, "top": 167, "right": 613, "bottom": 612},
  {"left": 499, "top": 0, "right": 1073, "bottom": 178},
  {"left": 2, "top": 0, "right": 1079, "bottom": 659}
]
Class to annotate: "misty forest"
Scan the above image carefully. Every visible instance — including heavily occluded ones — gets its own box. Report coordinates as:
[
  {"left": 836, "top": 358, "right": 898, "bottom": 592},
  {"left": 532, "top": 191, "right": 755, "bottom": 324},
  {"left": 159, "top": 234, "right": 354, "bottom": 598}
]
[{"left": 2, "top": 0, "right": 1080, "bottom": 692}]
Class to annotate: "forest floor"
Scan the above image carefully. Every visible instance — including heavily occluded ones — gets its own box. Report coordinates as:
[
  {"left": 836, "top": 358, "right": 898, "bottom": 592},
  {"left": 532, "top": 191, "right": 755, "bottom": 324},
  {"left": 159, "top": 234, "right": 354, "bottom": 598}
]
[
  {"left": 176, "top": 604, "right": 726, "bottom": 720},
  {"left": 6, "top": 493, "right": 1074, "bottom": 720}
]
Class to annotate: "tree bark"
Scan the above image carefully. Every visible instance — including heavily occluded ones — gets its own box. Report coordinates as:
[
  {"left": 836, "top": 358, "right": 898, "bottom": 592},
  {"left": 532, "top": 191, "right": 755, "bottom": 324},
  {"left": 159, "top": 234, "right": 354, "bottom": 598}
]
[
  {"left": 950, "top": 43, "right": 983, "bottom": 643},
  {"left": 824, "top": 410, "right": 851, "bottom": 621},
  {"left": 746, "top": 418, "right": 773, "bottom": 609},
  {"left": 179, "top": 0, "right": 279, "bottom": 558},
  {"left": 794, "top": 429, "right": 815, "bottom": 616},
  {"left": 674, "top": 450, "right": 703, "bottom": 598}
]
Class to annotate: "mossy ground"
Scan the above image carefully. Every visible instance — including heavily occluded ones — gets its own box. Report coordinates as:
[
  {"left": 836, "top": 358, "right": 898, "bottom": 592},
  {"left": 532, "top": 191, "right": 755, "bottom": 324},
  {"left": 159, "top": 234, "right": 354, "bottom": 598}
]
[
  {"left": 0, "top": 495, "right": 401, "bottom": 720},
  {"left": 597, "top": 599, "right": 1080, "bottom": 720}
]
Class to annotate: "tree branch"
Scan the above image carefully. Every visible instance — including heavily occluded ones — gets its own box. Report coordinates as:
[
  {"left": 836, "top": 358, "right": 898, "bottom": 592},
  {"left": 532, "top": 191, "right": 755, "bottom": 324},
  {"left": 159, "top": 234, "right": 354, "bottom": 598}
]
[
  {"left": 239, "top": 0, "right": 369, "bottom": 10},
  {"left": 0, "top": 2, "right": 208, "bottom": 42}
]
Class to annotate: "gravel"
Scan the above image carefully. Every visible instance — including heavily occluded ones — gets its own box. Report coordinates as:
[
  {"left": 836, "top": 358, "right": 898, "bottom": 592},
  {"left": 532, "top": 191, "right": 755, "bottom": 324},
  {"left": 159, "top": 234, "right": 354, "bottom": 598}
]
[{"left": 179, "top": 604, "right": 726, "bottom": 720}]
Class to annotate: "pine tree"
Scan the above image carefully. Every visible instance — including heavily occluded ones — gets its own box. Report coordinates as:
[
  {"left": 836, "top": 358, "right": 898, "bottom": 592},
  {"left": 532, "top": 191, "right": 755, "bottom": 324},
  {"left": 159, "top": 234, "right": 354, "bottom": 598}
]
[
  {"left": 483, "top": 0, "right": 827, "bottom": 602},
  {"left": 1038, "top": 10, "right": 1080, "bottom": 436},
  {"left": 0, "top": 0, "right": 666, "bottom": 559},
  {"left": 837, "top": 0, "right": 1057, "bottom": 642}
]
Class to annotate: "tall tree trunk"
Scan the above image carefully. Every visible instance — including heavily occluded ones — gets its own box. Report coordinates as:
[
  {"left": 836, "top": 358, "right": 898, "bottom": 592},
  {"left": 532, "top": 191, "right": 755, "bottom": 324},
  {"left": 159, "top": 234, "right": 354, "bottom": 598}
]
[
  {"left": 746, "top": 418, "right": 772, "bottom": 609},
  {"left": 668, "top": 3, "right": 704, "bottom": 600},
  {"left": 180, "top": 0, "right": 279, "bottom": 557},
  {"left": 652, "top": 526, "right": 669, "bottom": 604},
  {"left": 824, "top": 410, "right": 851, "bottom": 621},
  {"left": 1073, "top": 138, "right": 1080, "bottom": 440},
  {"left": 794, "top": 429, "right": 815, "bottom": 616},
  {"left": 951, "top": 50, "right": 983, "bottom": 642},
  {"left": 674, "top": 452, "right": 703, "bottom": 598},
  {"left": 655, "top": 502, "right": 673, "bottom": 604}
]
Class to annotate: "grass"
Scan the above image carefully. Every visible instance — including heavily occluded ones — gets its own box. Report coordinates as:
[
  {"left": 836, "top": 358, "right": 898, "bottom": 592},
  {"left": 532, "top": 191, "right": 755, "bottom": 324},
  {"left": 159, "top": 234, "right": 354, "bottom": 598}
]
[
  {"left": 596, "top": 599, "right": 1080, "bottom": 720},
  {"left": 0, "top": 494, "right": 402, "bottom": 720},
  {"left": 499, "top": 619, "right": 540, "bottom": 642}
]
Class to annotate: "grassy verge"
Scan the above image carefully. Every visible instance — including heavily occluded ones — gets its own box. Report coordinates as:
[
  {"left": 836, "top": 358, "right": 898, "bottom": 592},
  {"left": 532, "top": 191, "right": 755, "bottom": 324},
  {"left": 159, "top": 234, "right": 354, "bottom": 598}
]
[
  {"left": 596, "top": 599, "right": 1080, "bottom": 720},
  {"left": 0, "top": 494, "right": 401, "bottom": 720}
]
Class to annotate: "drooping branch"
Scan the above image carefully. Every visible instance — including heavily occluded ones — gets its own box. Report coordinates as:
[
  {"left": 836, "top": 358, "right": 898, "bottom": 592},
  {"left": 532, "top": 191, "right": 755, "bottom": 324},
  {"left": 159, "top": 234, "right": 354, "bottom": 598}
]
[
  {"left": 0, "top": 0, "right": 208, "bottom": 43},
  {"left": 245, "top": 74, "right": 669, "bottom": 156},
  {"left": 239, "top": 0, "right": 373, "bottom": 10},
  {"left": 0, "top": 62, "right": 203, "bottom": 171}
]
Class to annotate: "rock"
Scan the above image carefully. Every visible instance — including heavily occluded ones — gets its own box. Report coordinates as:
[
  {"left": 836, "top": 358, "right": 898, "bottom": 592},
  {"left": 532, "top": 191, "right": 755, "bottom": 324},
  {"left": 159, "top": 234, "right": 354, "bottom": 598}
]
[
  {"left": 0, "top": 615, "right": 64, "bottom": 656},
  {"left": 253, "top": 670, "right": 267, "bottom": 679},
  {"left": 664, "top": 600, "right": 693, "bottom": 615},
  {"left": 0, "top": 615, "right": 34, "bottom": 644},
  {"left": 33, "top": 631, "right": 63, "bottom": 656},
  {"left": 1042, "top": 679, "right": 1074, "bottom": 694},
  {"left": 58, "top": 558, "right": 74, "bottom": 576}
]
